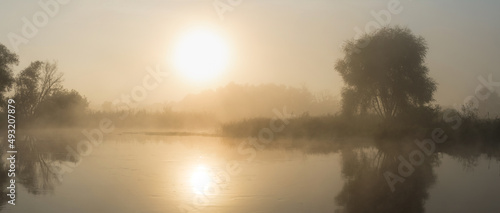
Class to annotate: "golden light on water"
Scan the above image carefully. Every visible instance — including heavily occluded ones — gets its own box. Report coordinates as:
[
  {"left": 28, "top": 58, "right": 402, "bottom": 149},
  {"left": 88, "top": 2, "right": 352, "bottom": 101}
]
[{"left": 190, "top": 165, "right": 212, "bottom": 195}]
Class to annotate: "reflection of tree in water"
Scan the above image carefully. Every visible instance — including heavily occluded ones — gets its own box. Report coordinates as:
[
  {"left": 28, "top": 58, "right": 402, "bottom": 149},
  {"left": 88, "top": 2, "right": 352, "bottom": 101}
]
[
  {"left": 0, "top": 133, "right": 79, "bottom": 210},
  {"left": 17, "top": 136, "right": 63, "bottom": 195},
  {"left": 442, "top": 139, "right": 500, "bottom": 171},
  {"left": 335, "top": 144, "right": 439, "bottom": 213},
  {"left": 333, "top": 137, "right": 500, "bottom": 213}
]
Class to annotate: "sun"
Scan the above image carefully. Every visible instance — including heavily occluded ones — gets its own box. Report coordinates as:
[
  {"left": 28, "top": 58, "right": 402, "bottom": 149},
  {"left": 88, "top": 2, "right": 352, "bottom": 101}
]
[{"left": 172, "top": 28, "right": 230, "bottom": 82}]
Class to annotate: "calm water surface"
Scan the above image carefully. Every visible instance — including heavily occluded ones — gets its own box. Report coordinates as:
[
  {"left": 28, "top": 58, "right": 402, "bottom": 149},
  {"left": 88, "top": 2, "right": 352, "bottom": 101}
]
[{"left": 1, "top": 133, "right": 499, "bottom": 213}]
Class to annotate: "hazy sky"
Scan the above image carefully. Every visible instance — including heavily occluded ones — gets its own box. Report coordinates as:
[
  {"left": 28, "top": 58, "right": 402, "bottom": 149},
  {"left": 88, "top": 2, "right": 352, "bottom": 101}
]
[{"left": 1, "top": 0, "right": 499, "bottom": 108}]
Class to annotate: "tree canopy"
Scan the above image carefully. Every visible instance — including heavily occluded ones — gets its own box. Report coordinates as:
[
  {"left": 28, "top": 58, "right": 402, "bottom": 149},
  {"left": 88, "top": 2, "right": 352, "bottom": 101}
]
[
  {"left": 335, "top": 26, "right": 437, "bottom": 119},
  {"left": 14, "top": 60, "right": 63, "bottom": 120},
  {"left": 0, "top": 43, "right": 18, "bottom": 106}
]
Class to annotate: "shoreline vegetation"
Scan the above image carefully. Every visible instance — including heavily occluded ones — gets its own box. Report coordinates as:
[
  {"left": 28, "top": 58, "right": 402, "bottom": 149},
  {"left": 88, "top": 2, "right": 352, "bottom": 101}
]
[
  {"left": 6, "top": 104, "right": 499, "bottom": 143},
  {"left": 220, "top": 107, "right": 500, "bottom": 143}
]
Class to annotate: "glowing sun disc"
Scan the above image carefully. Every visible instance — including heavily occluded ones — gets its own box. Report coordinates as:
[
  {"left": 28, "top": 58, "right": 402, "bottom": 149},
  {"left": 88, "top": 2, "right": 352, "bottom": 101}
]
[{"left": 172, "top": 28, "right": 229, "bottom": 82}]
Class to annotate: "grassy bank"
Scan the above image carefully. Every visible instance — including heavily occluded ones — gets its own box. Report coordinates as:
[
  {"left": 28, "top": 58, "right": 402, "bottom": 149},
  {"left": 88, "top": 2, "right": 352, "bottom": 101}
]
[{"left": 220, "top": 110, "right": 500, "bottom": 144}]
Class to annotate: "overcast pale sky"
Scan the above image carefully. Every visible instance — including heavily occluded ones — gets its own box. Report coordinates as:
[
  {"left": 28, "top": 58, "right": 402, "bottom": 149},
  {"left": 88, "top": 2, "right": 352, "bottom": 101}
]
[{"left": 1, "top": 0, "right": 499, "bottom": 108}]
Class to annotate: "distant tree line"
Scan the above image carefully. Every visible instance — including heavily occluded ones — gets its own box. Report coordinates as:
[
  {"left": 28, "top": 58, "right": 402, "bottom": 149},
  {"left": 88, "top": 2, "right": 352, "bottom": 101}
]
[{"left": 174, "top": 82, "right": 339, "bottom": 121}]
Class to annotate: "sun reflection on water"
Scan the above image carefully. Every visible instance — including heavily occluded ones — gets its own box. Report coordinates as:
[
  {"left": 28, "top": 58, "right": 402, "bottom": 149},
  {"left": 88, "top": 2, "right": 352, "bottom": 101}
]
[{"left": 190, "top": 165, "right": 212, "bottom": 195}]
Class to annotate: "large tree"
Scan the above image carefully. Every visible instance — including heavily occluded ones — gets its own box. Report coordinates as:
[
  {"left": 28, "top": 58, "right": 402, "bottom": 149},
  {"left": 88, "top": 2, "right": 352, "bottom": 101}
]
[
  {"left": 14, "top": 61, "right": 63, "bottom": 119},
  {"left": 0, "top": 43, "right": 18, "bottom": 107},
  {"left": 335, "top": 26, "right": 436, "bottom": 119}
]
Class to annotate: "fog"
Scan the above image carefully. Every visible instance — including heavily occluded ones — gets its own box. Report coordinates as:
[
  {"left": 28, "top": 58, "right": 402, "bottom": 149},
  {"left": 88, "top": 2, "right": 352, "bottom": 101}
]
[
  {"left": 1, "top": 1, "right": 500, "bottom": 212},
  {"left": 0, "top": 0, "right": 499, "bottom": 108}
]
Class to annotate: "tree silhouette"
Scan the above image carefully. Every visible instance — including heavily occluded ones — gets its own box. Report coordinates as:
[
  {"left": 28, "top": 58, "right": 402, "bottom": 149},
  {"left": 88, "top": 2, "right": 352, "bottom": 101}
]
[
  {"left": 335, "top": 26, "right": 436, "bottom": 119},
  {"left": 0, "top": 43, "right": 18, "bottom": 107},
  {"left": 14, "top": 61, "right": 63, "bottom": 119}
]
